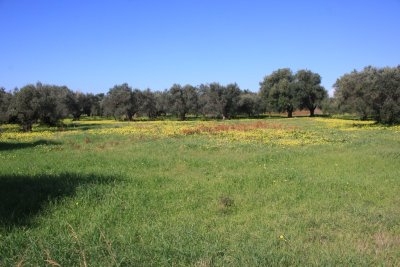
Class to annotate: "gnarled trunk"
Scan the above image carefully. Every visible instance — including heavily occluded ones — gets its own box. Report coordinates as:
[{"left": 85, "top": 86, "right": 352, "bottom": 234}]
[
  {"left": 287, "top": 105, "right": 294, "bottom": 118},
  {"left": 309, "top": 107, "right": 316, "bottom": 117}
]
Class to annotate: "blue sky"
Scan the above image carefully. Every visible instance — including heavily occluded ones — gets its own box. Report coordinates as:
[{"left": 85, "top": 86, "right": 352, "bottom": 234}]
[{"left": 1, "top": 0, "right": 399, "bottom": 95}]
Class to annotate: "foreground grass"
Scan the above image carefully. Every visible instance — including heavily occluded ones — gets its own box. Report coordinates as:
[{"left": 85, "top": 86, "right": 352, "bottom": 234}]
[{"left": 0, "top": 118, "right": 399, "bottom": 266}]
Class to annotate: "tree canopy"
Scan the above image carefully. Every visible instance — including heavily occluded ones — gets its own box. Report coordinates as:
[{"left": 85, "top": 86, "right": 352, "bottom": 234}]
[
  {"left": 260, "top": 68, "right": 328, "bottom": 117},
  {"left": 7, "top": 83, "right": 70, "bottom": 130},
  {"left": 334, "top": 66, "right": 400, "bottom": 124},
  {"left": 260, "top": 68, "right": 297, "bottom": 118},
  {"left": 169, "top": 84, "right": 198, "bottom": 120},
  {"left": 102, "top": 83, "right": 142, "bottom": 121},
  {"left": 295, "top": 70, "right": 327, "bottom": 117},
  {"left": 0, "top": 87, "right": 12, "bottom": 123}
]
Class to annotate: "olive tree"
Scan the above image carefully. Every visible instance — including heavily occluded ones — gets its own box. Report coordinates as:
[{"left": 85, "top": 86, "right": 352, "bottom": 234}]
[
  {"left": 139, "top": 89, "right": 157, "bottom": 119},
  {"left": 237, "top": 91, "right": 263, "bottom": 117},
  {"left": 169, "top": 84, "right": 198, "bottom": 120},
  {"left": 333, "top": 65, "right": 400, "bottom": 124},
  {"left": 0, "top": 87, "right": 12, "bottom": 123},
  {"left": 8, "top": 83, "right": 70, "bottom": 130},
  {"left": 199, "top": 83, "right": 242, "bottom": 119},
  {"left": 103, "top": 83, "right": 140, "bottom": 120},
  {"left": 295, "top": 69, "right": 327, "bottom": 117},
  {"left": 260, "top": 68, "right": 297, "bottom": 118}
]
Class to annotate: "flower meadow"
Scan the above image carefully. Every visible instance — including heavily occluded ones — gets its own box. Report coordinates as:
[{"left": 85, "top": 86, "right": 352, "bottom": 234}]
[
  {"left": 2, "top": 117, "right": 397, "bottom": 146},
  {"left": 1, "top": 117, "right": 399, "bottom": 266}
]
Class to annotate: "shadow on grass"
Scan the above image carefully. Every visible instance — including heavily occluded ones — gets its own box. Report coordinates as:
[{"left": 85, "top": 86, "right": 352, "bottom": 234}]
[
  {"left": 0, "top": 173, "right": 119, "bottom": 228},
  {"left": 64, "top": 123, "right": 112, "bottom": 131},
  {"left": 0, "top": 140, "right": 61, "bottom": 151}
]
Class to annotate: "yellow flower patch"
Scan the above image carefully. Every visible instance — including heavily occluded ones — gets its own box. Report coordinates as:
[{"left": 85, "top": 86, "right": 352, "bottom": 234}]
[
  {"left": 314, "top": 118, "right": 374, "bottom": 130},
  {"left": 2, "top": 118, "right": 397, "bottom": 146},
  {"left": 0, "top": 124, "right": 55, "bottom": 142}
]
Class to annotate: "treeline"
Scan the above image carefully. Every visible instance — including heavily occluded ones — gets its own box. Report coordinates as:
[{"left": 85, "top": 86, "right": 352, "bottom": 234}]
[
  {"left": 1, "top": 65, "right": 399, "bottom": 131},
  {"left": 0, "top": 83, "right": 104, "bottom": 131},
  {"left": 0, "top": 82, "right": 266, "bottom": 131}
]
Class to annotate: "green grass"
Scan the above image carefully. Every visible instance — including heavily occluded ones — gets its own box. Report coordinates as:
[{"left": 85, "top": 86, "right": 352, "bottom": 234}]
[{"left": 1, "top": 118, "right": 399, "bottom": 266}]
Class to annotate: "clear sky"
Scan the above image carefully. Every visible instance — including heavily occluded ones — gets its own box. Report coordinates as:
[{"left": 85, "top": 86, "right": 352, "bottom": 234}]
[{"left": 1, "top": 0, "right": 399, "bottom": 95}]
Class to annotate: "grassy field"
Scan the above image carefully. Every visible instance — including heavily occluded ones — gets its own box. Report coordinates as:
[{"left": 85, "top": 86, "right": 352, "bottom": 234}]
[{"left": 1, "top": 117, "right": 399, "bottom": 266}]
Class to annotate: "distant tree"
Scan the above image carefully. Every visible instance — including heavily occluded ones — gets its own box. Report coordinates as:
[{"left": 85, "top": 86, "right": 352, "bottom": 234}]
[
  {"left": 320, "top": 97, "right": 337, "bottom": 115},
  {"left": 139, "top": 89, "right": 157, "bottom": 119},
  {"left": 295, "top": 69, "right": 328, "bottom": 116},
  {"left": 66, "top": 91, "right": 99, "bottom": 120},
  {"left": 7, "top": 85, "right": 38, "bottom": 131},
  {"left": 0, "top": 87, "right": 12, "bottom": 123},
  {"left": 103, "top": 83, "right": 138, "bottom": 120},
  {"left": 35, "top": 83, "right": 70, "bottom": 126},
  {"left": 260, "top": 68, "right": 297, "bottom": 117},
  {"left": 237, "top": 91, "right": 263, "bottom": 117},
  {"left": 131, "top": 88, "right": 143, "bottom": 119},
  {"left": 80, "top": 93, "right": 96, "bottom": 117},
  {"left": 91, "top": 93, "right": 104, "bottom": 116},
  {"left": 65, "top": 91, "right": 82, "bottom": 120},
  {"left": 376, "top": 66, "right": 400, "bottom": 124},
  {"left": 169, "top": 84, "right": 198, "bottom": 120},
  {"left": 154, "top": 90, "right": 169, "bottom": 116},
  {"left": 334, "top": 65, "right": 400, "bottom": 123},
  {"left": 333, "top": 69, "right": 372, "bottom": 120},
  {"left": 199, "top": 83, "right": 225, "bottom": 118},
  {"left": 222, "top": 83, "right": 241, "bottom": 119},
  {"left": 8, "top": 83, "right": 69, "bottom": 130},
  {"left": 199, "top": 83, "right": 241, "bottom": 119}
]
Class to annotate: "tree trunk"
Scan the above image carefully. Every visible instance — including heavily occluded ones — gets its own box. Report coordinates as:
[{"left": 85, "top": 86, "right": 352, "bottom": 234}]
[
  {"left": 22, "top": 121, "right": 33, "bottom": 132},
  {"left": 127, "top": 111, "right": 134, "bottom": 121},
  {"left": 287, "top": 105, "right": 294, "bottom": 118},
  {"left": 179, "top": 112, "right": 186, "bottom": 121},
  {"left": 309, "top": 107, "right": 315, "bottom": 117}
]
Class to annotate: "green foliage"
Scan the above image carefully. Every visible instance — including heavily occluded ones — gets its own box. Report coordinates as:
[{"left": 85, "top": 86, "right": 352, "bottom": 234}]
[
  {"left": 7, "top": 83, "right": 70, "bottom": 130},
  {"left": 334, "top": 65, "right": 400, "bottom": 124},
  {"left": 65, "top": 91, "right": 102, "bottom": 120},
  {"left": 102, "top": 83, "right": 142, "bottom": 120},
  {"left": 154, "top": 90, "right": 170, "bottom": 116},
  {"left": 199, "top": 82, "right": 242, "bottom": 119},
  {"left": 237, "top": 91, "right": 263, "bottom": 117},
  {"left": 169, "top": 84, "right": 198, "bottom": 120},
  {"left": 139, "top": 88, "right": 158, "bottom": 119},
  {"left": 260, "top": 68, "right": 297, "bottom": 117},
  {"left": 199, "top": 83, "right": 223, "bottom": 118},
  {"left": 223, "top": 83, "right": 242, "bottom": 118},
  {"left": 35, "top": 83, "right": 70, "bottom": 126},
  {"left": 0, "top": 87, "right": 12, "bottom": 123},
  {"left": 295, "top": 69, "right": 328, "bottom": 116},
  {"left": 8, "top": 84, "right": 40, "bottom": 131},
  {"left": 260, "top": 68, "right": 328, "bottom": 117}
]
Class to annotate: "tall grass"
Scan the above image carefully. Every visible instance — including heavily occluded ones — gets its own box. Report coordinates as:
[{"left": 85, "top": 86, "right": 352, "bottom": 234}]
[{"left": 0, "top": 118, "right": 399, "bottom": 266}]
